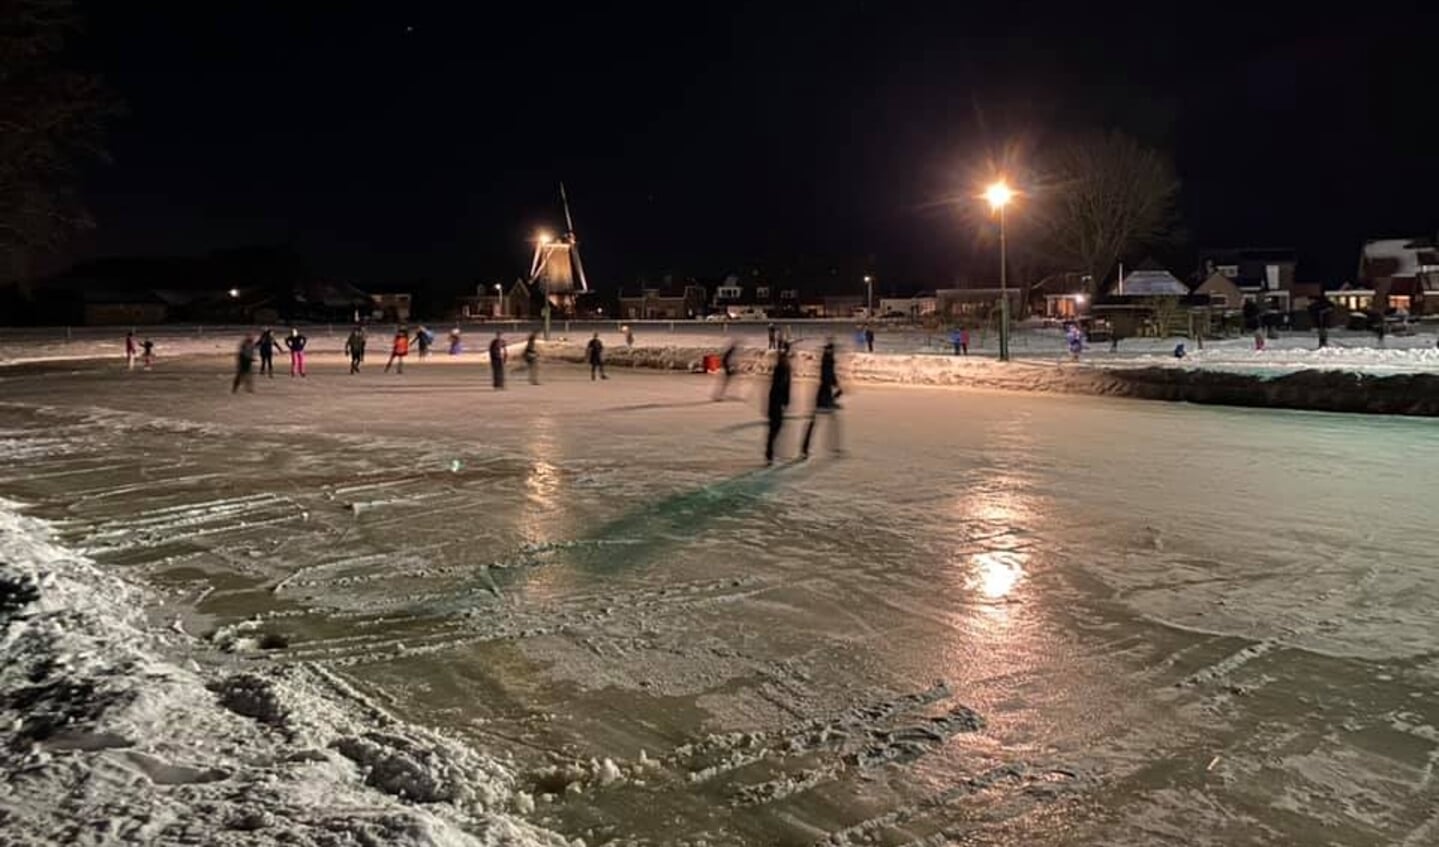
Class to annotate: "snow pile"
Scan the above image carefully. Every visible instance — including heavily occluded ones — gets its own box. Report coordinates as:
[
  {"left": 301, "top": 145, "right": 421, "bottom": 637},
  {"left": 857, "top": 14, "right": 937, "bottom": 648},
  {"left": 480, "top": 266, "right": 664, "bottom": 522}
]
[{"left": 0, "top": 498, "right": 568, "bottom": 846}]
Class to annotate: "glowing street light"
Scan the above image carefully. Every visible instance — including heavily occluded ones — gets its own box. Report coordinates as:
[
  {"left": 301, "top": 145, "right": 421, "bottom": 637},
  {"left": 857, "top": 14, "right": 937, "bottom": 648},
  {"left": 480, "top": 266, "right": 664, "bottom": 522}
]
[
  {"left": 983, "top": 180, "right": 1015, "bottom": 361},
  {"left": 228, "top": 288, "right": 240, "bottom": 299},
  {"left": 494, "top": 283, "right": 504, "bottom": 318},
  {"left": 863, "top": 274, "right": 874, "bottom": 318},
  {"left": 536, "top": 230, "right": 552, "bottom": 245}
]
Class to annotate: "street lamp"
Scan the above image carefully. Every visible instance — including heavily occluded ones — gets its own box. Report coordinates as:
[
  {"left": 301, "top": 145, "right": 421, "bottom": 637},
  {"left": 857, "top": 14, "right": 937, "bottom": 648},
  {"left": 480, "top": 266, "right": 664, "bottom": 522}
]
[
  {"left": 228, "top": 288, "right": 239, "bottom": 299},
  {"left": 863, "top": 275, "right": 874, "bottom": 318},
  {"left": 494, "top": 283, "right": 503, "bottom": 318},
  {"left": 984, "top": 181, "right": 1014, "bottom": 361}
]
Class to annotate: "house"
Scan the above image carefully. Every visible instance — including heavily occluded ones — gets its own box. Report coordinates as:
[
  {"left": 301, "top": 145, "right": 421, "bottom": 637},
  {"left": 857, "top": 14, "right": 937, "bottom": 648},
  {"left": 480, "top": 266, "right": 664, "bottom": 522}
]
[
  {"left": 1197, "top": 248, "right": 1297, "bottom": 312},
  {"left": 1358, "top": 238, "right": 1439, "bottom": 314},
  {"left": 878, "top": 291, "right": 938, "bottom": 320},
  {"left": 457, "top": 281, "right": 534, "bottom": 319},
  {"left": 1193, "top": 272, "right": 1244, "bottom": 312},
  {"left": 935, "top": 288, "right": 1025, "bottom": 321},
  {"left": 80, "top": 290, "right": 170, "bottom": 326},
  {"left": 1029, "top": 273, "right": 1091, "bottom": 319},
  {"left": 371, "top": 292, "right": 412, "bottom": 323},
  {"left": 619, "top": 281, "right": 708, "bottom": 320}
]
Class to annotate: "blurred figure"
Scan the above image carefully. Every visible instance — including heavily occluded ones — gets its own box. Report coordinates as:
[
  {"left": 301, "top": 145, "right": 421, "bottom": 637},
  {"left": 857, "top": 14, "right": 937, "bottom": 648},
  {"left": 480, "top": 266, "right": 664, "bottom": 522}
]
[
  {"left": 864, "top": 325, "right": 875, "bottom": 353},
  {"left": 1066, "top": 324, "right": 1083, "bottom": 362},
  {"left": 766, "top": 342, "right": 792, "bottom": 465},
  {"left": 523, "top": 331, "right": 540, "bottom": 384},
  {"left": 801, "top": 339, "right": 842, "bottom": 458},
  {"left": 285, "top": 327, "right": 308, "bottom": 377},
  {"left": 489, "top": 331, "right": 508, "bottom": 389},
  {"left": 767, "top": 322, "right": 777, "bottom": 350},
  {"left": 414, "top": 325, "right": 433, "bottom": 359},
  {"left": 448, "top": 327, "right": 463, "bottom": 355},
  {"left": 624, "top": 325, "right": 635, "bottom": 348},
  {"left": 1254, "top": 329, "right": 1266, "bottom": 351},
  {"left": 1173, "top": 342, "right": 1186, "bottom": 359},
  {"left": 257, "top": 328, "right": 281, "bottom": 377},
  {"left": 232, "top": 333, "right": 256, "bottom": 393},
  {"left": 385, "top": 326, "right": 410, "bottom": 373},
  {"left": 345, "top": 325, "right": 366, "bottom": 373},
  {"left": 124, "top": 330, "right": 137, "bottom": 370},
  {"left": 140, "top": 337, "right": 155, "bottom": 370},
  {"left": 713, "top": 341, "right": 739, "bottom": 401},
  {"left": 587, "top": 332, "right": 607, "bottom": 380},
  {"left": 960, "top": 327, "right": 970, "bottom": 355}
]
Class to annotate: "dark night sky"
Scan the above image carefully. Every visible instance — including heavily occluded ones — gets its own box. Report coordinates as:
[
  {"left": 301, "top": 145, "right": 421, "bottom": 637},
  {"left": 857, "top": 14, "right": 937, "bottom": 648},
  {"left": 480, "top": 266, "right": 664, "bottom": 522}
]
[{"left": 74, "top": 1, "right": 1439, "bottom": 292}]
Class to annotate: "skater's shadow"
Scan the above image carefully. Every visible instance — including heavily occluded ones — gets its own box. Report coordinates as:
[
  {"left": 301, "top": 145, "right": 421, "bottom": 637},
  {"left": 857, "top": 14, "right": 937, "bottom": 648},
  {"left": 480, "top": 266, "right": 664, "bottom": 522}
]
[{"left": 594, "top": 399, "right": 718, "bottom": 414}]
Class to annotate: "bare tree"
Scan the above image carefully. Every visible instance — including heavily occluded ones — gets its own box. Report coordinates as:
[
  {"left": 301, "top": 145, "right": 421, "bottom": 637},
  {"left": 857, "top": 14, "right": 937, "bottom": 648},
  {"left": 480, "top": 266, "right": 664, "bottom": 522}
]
[
  {"left": 1031, "top": 131, "right": 1179, "bottom": 295},
  {"left": 0, "top": 0, "right": 115, "bottom": 280}
]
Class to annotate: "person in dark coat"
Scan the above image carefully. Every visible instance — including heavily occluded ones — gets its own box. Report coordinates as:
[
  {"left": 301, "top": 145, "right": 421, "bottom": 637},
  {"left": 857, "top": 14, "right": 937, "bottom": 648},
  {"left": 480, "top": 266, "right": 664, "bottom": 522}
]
[
  {"left": 766, "top": 343, "right": 792, "bottom": 464},
  {"left": 766, "top": 323, "right": 777, "bottom": 350},
  {"left": 232, "top": 333, "right": 256, "bottom": 394},
  {"left": 285, "top": 328, "right": 308, "bottom": 377},
  {"left": 257, "top": 329, "right": 281, "bottom": 377},
  {"left": 801, "top": 339, "right": 842, "bottom": 458},
  {"left": 864, "top": 326, "right": 875, "bottom": 353},
  {"left": 344, "top": 326, "right": 366, "bottom": 373},
  {"left": 488, "top": 332, "right": 508, "bottom": 389},
  {"left": 523, "top": 331, "right": 540, "bottom": 384},
  {"left": 587, "top": 333, "right": 607, "bottom": 380},
  {"left": 713, "top": 342, "right": 738, "bottom": 401}
]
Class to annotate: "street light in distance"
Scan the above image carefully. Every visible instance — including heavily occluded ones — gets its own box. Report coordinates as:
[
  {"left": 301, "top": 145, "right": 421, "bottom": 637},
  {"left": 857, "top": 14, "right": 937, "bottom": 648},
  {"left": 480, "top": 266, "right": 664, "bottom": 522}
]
[{"left": 983, "top": 180, "right": 1015, "bottom": 361}]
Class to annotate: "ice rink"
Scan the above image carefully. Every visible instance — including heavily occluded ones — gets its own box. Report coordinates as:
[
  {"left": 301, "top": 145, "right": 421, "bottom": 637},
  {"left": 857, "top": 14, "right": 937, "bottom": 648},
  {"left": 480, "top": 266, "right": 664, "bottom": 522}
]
[{"left": 3, "top": 350, "right": 1439, "bottom": 845}]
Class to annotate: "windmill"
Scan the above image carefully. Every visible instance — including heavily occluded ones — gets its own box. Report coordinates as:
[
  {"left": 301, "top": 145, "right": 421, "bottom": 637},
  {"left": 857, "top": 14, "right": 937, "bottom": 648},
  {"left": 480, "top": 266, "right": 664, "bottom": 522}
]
[{"left": 528, "top": 183, "right": 589, "bottom": 339}]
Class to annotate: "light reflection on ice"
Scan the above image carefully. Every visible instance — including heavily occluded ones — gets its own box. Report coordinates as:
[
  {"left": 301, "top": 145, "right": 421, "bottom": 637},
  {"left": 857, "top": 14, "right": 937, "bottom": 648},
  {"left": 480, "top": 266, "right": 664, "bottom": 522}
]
[{"left": 971, "top": 550, "right": 1025, "bottom": 600}]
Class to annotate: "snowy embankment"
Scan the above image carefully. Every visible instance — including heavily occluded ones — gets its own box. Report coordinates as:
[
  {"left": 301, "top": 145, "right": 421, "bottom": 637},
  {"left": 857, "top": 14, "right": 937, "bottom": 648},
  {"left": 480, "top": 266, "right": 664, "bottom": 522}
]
[
  {"left": 0, "top": 499, "right": 567, "bottom": 846},
  {"left": 537, "top": 340, "right": 1439, "bottom": 416}
]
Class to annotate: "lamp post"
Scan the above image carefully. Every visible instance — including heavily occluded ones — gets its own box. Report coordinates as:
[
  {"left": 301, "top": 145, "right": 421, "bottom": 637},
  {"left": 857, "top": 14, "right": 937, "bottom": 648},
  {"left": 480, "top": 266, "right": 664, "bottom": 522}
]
[
  {"left": 863, "top": 275, "right": 874, "bottom": 319},
  {"left": 535, "top": 231, "right": 553, "bottom": 339},
  {"left": 984, "top": 181, "right": 1014, "bottom": 361},
  {"left": 494, "top": 283, "right": 504, "bottom": 318}
]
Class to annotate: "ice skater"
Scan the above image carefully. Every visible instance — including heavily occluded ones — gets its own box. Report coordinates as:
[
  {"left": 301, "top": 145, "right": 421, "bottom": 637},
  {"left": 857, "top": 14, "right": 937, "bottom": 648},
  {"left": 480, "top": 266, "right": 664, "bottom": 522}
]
[
  {"left": 345, "top": 325, "right": 366, "bottom": 373},
  {"left": 587, "top": 332, "right": 607, "bottom": 380},
  {"left": 767, "top": 322, "right": 777, "bottom": 350},
  {"left": 385, "top": 326, "right": 410, "bottom": 373},
  {"left": 124, "top": 330, "right": 137, "bottom": 369},
  {"left": 257, "top": 328, "right": 281, "bottom": 377},
  {"left": 864, "top": 325, "right": 875, "bottom": 353},
  {"left": 523, "top": 331, "right": 540, "bottom": 384},
  {"left": 140, "top": 337, "right": 155, "bottom": 370},
  {"left": 1066, "top": 324, "right": 1083, "bottom": 361},
  {"left": 713, "top": 342, "right": 739, "bottom": 401},
  {"left": 489, "top": 331, "right": 508, "bottom": 389},
  {"left": 232, "top": 333, "right": 256, "bottom": 393},
  {"left": 800, "top": 339, "right": 843, "bottom": 458},
  {"left": 448, "top": 327, "right": 463, "bottom": 355},
  {"left": 765, "top": 342, "right": 792, "bottom": 464},
  {"left": 960, "top": 327, "right": 970, "bottom": 355},
  {"left": 285, "top": 327, "right": 308, "bottom": 377},
  {"left": 1254, "top": 329, "right": 1266, "bottom": 351},
  {"left": 624, "top": 325, "right": 635, "bottom": 348},
  {"left": 414, "top": 325, "right": 433, "bottom": 359}
]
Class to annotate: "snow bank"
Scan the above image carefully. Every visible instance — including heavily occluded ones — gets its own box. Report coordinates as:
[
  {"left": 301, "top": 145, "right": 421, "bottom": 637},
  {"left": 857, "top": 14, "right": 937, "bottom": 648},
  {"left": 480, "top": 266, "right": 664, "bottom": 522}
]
[
  {"left": 0, "top": 498, "right": 568, "bottom": 846},
  {"left": 536, "top": 341, "right": 1439, "bottom": 416}
]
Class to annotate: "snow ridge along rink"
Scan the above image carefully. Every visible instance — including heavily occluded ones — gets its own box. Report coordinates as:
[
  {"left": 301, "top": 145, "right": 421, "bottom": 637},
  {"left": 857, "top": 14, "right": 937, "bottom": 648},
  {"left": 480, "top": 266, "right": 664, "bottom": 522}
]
[{"left": 0, "top": 494, "right": 571, "bottom": 846}]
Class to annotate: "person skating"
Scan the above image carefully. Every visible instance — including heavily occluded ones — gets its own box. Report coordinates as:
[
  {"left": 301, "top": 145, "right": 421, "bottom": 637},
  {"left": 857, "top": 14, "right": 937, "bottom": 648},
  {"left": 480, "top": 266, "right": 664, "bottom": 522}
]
[
  {"left": 140, "top": 338, "right": 155, "bottom": 370},
  {"left": 344, "top": 325, "right": 366, "bottom": 373},
  {"left": 285, "top": 328, "right": 308, "bottom": 377},
  {"left": 1066, "top": 324, "right": 1083, "bottom": 362},
  {"left": 385, "top": 326, "right": 410, "bottom": 373},
  {"left": 587, "top": 333, "right": 607, "bottom": 380},
  {"left": 713, "top": 342, "right": 739, "bottom": 401},
  {"left": 413, "top": 325, "right": 433, "bottom": 359},
  {"left": 257, "top": 329, "right": 282, "bottom": 377},
  {"left": 523, "top": 331, "right": 540, "bottom": 384},
  {"left": 624, "top": 325, "right": 635, "bottom": 348},
  {"left": 124, "top": 331, "right": 137, "bottom": 370},
  {"left": 864, "top": 325, "right": 875, "bottom": 353},
  {"left": 767, "top": 323, "right": 777, "bottom": 350},
  {"left": 959, "top": 327, "right": 969, "bottom": 355},
  {"left": 232, "top": 333, "right": 256, "bottom": 393},
  {"left": 488, "top": 331, "right": 508, "bottom": 389},
  {"left": 448, "top": 327, "right": 462, "bottom": 355},
  {"left": 765, "top": 342, "right": 792, "bottom": 464},
  {"left": 800, "top": 339, "right": 842, "bottom": 458}
]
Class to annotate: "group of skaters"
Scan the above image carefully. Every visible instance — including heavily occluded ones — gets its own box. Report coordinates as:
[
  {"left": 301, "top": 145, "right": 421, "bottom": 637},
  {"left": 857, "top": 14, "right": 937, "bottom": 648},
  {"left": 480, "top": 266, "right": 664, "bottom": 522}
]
[
  {"left": 123, "top": 331, "right": 156, "bottom": 370},
  {"left": 764, "top": 337, "right": 843, "bottom": 465},
  {"left": 228, "top": 324, "right": 603, "bottom": 393}
]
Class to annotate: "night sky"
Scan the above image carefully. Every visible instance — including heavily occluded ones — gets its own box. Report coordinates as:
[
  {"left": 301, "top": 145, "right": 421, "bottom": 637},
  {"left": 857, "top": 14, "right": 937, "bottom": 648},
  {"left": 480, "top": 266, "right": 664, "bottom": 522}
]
[{"left": 75, "top": 1, "right": 1439, "bottom": 293}]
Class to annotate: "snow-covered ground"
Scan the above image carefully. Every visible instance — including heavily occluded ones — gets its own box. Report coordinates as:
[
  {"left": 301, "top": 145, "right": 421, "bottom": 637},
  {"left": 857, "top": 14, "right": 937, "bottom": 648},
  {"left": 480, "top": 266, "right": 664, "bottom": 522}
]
[{"left": 3, "top": 355, "right": 1439, "bottom": 844}]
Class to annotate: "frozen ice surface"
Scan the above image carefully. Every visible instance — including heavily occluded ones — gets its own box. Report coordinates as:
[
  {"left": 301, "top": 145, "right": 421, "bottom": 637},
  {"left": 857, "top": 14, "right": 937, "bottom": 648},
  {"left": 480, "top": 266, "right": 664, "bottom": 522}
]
[{"left": 1, "top": 347, "right": 1439, "bottom": 844}]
